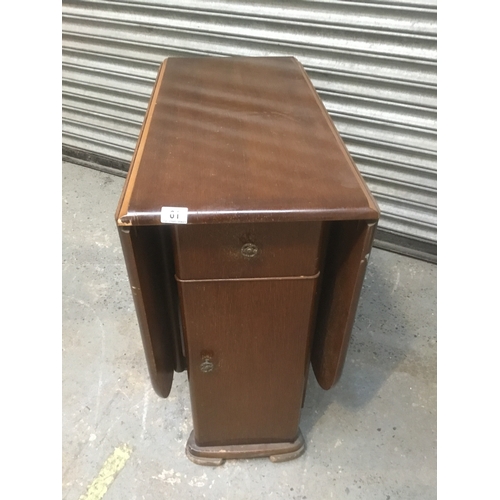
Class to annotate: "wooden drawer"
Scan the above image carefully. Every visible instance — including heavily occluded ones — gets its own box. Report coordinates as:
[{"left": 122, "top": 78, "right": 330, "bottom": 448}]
[{"left": 173, "top": 221, "right": 325, "bottom": 280}]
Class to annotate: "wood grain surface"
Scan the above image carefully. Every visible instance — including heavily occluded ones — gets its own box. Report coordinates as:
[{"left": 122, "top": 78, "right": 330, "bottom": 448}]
[
  {"left": 177, "top": 275, "right": 320, "bottom": 446},
  {"left": 116, "top": 56, "right": 378, "bottom": 226}
]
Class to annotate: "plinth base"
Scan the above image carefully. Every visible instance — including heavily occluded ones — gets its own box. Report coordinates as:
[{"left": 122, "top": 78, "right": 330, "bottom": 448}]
[{"left": 185, "top": 429, "right": 306, "bottom": 466}]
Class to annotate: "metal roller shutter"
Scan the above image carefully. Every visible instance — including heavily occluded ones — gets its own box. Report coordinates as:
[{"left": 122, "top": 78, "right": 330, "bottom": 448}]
[{"left": 62, "top": 0, "right": 437, "bottom": 262}]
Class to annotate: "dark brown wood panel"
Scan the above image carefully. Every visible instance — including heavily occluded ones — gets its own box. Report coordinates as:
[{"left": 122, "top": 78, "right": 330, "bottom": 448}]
[
  {"left": 173, "top": 221, "right": 325, "bottom": 280},
  {"left": 311, "top": 220, "right": 377, "bottom": 389},
  {"left": 177, "top": 276, "right": 320, "bottom": 447},
  {"left": 116, "top": 56, "right": 378, "bottom": 226},
  {"left": 118, "top": 225, "right": 185, "bottom": 397}
]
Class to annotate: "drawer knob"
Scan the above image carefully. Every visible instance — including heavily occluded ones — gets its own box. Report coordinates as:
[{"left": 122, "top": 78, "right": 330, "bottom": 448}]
[{"left": 241, "top": 243, "right": 258, "bottom": 258}]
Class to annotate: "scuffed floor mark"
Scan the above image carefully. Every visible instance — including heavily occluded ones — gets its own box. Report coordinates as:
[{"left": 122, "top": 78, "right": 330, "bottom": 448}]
[
  {"left": 391, "top": 270, "right": 400, "bottom": 295},
  {"left": 188, "top": 473, "right": 207, "bottom": 487},
  {"left": 79, "top": 444, "right": 132, "bottom": 500},
  {"left": 95, "top": 372, "right": 103, "bottom": 428},
  {"left": 140, "top": 388, "right": 151, "bottom": 440},
  {"left": 152, "top": 469, "right": 182, "bottom": 485}
]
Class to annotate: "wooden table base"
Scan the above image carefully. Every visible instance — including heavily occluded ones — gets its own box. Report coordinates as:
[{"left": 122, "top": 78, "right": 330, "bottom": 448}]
[{"left": 185, "top": 430, "right": 306, "bottom": 466}]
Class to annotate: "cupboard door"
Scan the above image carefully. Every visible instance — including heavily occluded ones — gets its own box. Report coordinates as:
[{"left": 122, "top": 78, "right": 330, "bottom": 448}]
[{"left": 177, "top": 276, "right": 319, "bottom": 447}]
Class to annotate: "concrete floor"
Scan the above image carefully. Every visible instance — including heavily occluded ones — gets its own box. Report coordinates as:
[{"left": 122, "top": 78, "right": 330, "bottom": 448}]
[{"left": 62, "top": 161, "right": 436, "bottom": 500}]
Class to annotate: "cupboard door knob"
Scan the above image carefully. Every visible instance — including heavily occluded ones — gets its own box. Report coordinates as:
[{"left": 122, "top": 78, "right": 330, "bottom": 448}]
[
  {"left": 241, "top": 243, "right": 258, "bottom": 258},
  {"left": 200, "top": 357, "right": 214, "bottom": 373}
]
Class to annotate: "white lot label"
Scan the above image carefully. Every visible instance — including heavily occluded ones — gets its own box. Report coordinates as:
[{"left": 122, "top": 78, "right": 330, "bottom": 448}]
[{"left": 161, "top": 206, "right": 189, "bottom": 224}]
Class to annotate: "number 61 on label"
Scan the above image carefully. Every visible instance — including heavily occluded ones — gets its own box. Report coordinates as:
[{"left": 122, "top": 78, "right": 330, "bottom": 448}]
[{"left": 161, "top": 206, "right": 189, "bottom": 224}]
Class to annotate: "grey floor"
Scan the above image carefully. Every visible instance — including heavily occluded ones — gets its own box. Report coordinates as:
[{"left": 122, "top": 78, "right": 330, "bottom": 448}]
[{"left": 62, "top": 161, "right": 436, "bottom": 500}]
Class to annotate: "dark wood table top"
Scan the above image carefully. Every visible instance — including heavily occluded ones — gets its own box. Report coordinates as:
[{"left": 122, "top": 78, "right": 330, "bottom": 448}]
[{"left": 116, "top": 56, "right": 379, "bottom": 226}]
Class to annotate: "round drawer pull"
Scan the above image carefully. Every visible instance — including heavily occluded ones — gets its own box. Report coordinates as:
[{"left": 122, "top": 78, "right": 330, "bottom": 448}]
[{"left": 241, "top": 243, "right": 258, "bottom": 258}]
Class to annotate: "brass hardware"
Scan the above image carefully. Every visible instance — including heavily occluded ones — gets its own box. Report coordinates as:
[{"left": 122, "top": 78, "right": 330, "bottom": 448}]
[
  {"left": 200, "top": 356, "right": 214, "bottom": 373},
  {"left": 241, "top": 243, "right": 258, "bottom": 258}
]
